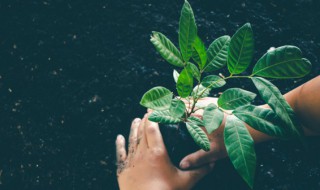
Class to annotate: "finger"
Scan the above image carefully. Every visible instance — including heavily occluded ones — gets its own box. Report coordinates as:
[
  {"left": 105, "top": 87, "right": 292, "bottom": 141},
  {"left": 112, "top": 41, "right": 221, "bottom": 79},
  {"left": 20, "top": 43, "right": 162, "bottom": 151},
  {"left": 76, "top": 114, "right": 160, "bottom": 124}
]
[
  {"left": 116, "top": 135, "right": 127, "bottom": 164},
  {"left": 137, "top": 114, "right": 149, "bottom": 150},
  {"left": 180, "top": 149, "right": 215, "bottom": 169},
  {"left": 128, "top": 118, "right": 141, "bottom": 151},
  {"left": 181, "top": 162, "right": 215, "bottom": 187},
  {"left": 145, "top": 120, "right": 165, "bottom": 149}
]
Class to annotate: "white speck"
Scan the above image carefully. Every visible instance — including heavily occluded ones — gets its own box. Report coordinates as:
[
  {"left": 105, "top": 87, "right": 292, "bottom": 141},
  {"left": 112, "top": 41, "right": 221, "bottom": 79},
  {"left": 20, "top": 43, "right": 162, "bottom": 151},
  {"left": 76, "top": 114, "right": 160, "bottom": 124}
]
[
  {"left": 271, "top": 148, "right": 276, "bottom": 152},
  {"left": 20, "top": 56, "right": 24, "bottom": 61},
  {"left": 48, "top": 57, "right": 51, "bottom": 61},
  {"left": 8, "top": 88, "right": 12, "bottom": 93},
  {"left": 268, "top": 47, "right": 276, "bottom": 52},
  {"left": 61, "top": 120, "right": 64, "bottom": 124},
  {"left": 72, "top": 35, "right": 77, "bottom": 40},
  {"left": 241, "top": 2, "right": 246, "bottom": 7},
  {"left": 101, "top": 108, "right": 105, "bottom": 112},
  {"left": 89, "top": 95, "right": 101, "bottom": 103},
  {"left": 13, "top": 44, "right": 17, "bottom": 49}
]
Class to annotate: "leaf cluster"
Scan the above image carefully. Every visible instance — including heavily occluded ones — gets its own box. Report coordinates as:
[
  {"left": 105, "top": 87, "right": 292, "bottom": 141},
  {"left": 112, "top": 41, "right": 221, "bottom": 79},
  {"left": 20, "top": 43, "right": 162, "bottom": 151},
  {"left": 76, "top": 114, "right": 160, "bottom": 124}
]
[{"left": 139, "top": 0, "right": 311, "bottom": 188}]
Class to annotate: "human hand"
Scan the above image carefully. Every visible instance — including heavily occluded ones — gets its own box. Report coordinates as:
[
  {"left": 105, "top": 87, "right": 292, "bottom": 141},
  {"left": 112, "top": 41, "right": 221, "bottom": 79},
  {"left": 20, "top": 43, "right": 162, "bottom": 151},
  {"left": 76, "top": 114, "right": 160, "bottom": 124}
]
[
  {"left": 180, "top": 97, "right": 228, "bottom": 169},
  {"left": 116, "top": 114, "right": 215, "bottom": 190}
]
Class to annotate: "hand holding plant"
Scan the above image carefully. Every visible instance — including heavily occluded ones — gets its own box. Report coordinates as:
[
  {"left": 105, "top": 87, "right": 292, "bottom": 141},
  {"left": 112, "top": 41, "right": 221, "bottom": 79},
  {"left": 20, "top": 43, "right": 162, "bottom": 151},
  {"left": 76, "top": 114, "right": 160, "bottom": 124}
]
[{"left": 139, "top": 0, "right": 312, "bottom": 188}]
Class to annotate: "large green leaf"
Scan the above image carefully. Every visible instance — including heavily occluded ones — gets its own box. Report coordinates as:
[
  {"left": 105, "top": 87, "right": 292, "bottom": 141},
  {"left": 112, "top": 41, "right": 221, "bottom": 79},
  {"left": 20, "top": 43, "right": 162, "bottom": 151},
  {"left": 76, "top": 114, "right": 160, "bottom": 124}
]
[
  {"left": 179, "top": 0, "right": 197, "bottom": 62},
  {"left": 149, "top": 110, "right": 181, "bottom": 124},
  {"left": 169, "top": 99, "right": 186, "bottom": 118},
  {"left": 204, "top": 35, "right": 231, "bottom": 72},
  {"left": 218, "top": 88, "right": 256, "bottom": 110},
  {"left": 186, "top": 62, "right": 200, "bottom": 81},
  {"left": 227, "top": 23, "right": 254, "bottom": 74},
  {"left": 201, "top": 75, "right": 226, "bottom": 89},
  {"left": 203, "top": 103, "right": 224, "bottom": 134},
  {"left": 173, "top": 69, "right": 180, "bottom": 83},
  {"left": 150, "top": 31, "right": 184, "bottom": 67},
  {"left": 233, "top": 105, "right": 287, "bottom": 137},
  {"left": 192, "top": 84, "right": 209, "bottom": 99},
  {"left": 224, "top": 116, "right": 256, "bottom": 189},
  {"left": 140, "top": 86, "right": 173, "bottom": 110},
  {"left": 186, "top": 122, "right": 210, "bottom": 151},
  {"left": 177, "top": 68, "right": 193, "bottom": 98},
  {"left": 192, "top": 36, "right": 207, "bottom": 69},
  {"left": 252, "top": 46, "right": 311, "bottom": 79},
  {"left": 251, "top": 77, "right": 303, "bottom": 137}
]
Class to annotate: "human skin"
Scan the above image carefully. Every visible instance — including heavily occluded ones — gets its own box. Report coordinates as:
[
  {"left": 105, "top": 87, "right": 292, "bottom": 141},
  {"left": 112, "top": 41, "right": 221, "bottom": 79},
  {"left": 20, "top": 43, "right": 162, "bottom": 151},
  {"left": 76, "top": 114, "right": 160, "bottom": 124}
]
[
  {"left": 116, "top": 115, "right": 215, "bottom": 190},
  {"left": 179, "top": 76, "right": 320, "bottom": 169}
]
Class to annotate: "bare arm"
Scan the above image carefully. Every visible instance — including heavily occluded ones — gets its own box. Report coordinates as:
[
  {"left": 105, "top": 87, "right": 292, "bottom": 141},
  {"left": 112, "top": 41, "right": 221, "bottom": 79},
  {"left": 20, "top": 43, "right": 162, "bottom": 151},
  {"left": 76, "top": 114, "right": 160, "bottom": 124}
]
[{"left": 180, "top": 76, "right": 320, "bottom": 169}]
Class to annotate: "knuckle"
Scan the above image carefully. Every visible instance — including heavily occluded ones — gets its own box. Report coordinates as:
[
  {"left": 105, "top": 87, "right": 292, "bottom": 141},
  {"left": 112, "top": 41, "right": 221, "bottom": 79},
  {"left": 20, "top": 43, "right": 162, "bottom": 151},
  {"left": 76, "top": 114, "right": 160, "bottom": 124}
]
[
  {"left": 147, "top": 124, "right": 157, "bottom": 134},
  {"left": 150, "top": 147, "right": 165, "bottom": 157}
]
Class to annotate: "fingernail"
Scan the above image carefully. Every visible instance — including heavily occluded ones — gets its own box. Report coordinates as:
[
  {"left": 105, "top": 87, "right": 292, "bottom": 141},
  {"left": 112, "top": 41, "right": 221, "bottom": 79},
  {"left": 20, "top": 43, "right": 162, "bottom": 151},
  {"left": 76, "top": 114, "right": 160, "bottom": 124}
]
[
  {"left": 180, "top": 161, "right": 189, "bottom": 169},
  {"left": 117, "top": 135, "right": 123, "bottom": 142},
  {"left": 133, "top": 118, "right": 141, "bottom": 124}
]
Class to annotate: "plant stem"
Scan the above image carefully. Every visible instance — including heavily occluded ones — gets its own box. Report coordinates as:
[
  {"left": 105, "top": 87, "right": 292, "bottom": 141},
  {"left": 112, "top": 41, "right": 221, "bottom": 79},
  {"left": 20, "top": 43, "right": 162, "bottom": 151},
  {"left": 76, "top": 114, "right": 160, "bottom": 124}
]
[{"left": 188, "top": 74, "right": 252, "bottom": 115}]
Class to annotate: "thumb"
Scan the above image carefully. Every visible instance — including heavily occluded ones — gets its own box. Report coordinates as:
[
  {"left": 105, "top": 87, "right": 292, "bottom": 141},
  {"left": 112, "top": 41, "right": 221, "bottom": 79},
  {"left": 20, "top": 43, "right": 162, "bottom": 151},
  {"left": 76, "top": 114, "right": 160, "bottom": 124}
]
[
  {"left": 181, "top": 162, "right": 215, "bottom": 187},
  {"left": 180, "top": 149, "right": 215, "bottom": 169}
]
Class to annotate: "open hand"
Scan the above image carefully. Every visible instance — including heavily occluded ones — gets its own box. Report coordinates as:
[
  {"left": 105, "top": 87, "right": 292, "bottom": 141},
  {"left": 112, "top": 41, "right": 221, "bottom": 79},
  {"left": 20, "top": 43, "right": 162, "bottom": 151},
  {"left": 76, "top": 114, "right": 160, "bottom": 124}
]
[{"left": 116, "top": 114, "right": 215, "bottom": 190}]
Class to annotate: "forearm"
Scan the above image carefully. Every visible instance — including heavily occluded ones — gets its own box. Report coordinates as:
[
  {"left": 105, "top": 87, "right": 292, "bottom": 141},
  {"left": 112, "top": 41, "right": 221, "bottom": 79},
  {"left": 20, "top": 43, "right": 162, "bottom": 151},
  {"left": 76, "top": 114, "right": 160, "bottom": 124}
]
[{"left": 245, "top": 76, "right": 320, "bottom": 143}]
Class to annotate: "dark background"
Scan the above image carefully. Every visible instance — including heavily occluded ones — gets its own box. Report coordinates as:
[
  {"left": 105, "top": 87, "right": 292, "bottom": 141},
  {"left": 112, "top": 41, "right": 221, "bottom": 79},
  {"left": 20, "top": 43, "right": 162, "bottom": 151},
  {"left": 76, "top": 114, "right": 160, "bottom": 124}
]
[{"left": 0, "top": 0, "right": 320, "bottom": 189}]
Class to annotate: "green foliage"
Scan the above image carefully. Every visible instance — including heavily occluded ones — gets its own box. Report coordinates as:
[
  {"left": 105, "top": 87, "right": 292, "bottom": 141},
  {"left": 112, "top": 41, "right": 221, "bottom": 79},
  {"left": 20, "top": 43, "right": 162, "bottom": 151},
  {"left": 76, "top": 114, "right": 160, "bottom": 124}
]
[
  {"left": 140, "top": 86, "right": 172, "bottom": 110},
  {"left": 149, "top": 110, "right": 181, "bottom": 124},
  {"left": 141, "top": 0, "right": 312, "bottom": 188},
  {"left": 233, "top": 105, "right": 287, "bottom": 137},
  {"left": 203, "top": 103, "right": 224, "bottom": 134},
  {"left": 186, "top": 122, "right": 210, "bottom": 151},
  {"left": 251, "top": 77, "right": 303, "bottom": 138},
  {"left": 218, "top": 88, "right": 256, "bottom": 110},
  {"left": 186, "top": 62, "right": 200, "bottom": 81},
  {"left": 204, "top": 35, "right": 230, "bottom": 72},
  {"left": 192, "top": 36, "right": 207, "bottom": 69},
  {"left": 179, "top": 0, "right": 197, "bottom": 62},
  {"left": 224, "top": 116, "right": 256, "bottom": 188},
  {"left": 252, "top": 46, "right": 311, "bottom": 78},
  {"left": 150, "top": 31, "right": 185, "bottom": 67},
  {"left": 177, "top": 67, "right": 193, "bottom": 98},
  {"left": 201, "top": 75, "right": 226, "bottom": 89},
  {"left": 228, "top": 23, "right": 254, "bottom": 74},
  {"left": 169, "top": 99, "right": 186, "bottom": 118},
  {"left": 187, "top": 116, "right": 204, "bottom": 126}
]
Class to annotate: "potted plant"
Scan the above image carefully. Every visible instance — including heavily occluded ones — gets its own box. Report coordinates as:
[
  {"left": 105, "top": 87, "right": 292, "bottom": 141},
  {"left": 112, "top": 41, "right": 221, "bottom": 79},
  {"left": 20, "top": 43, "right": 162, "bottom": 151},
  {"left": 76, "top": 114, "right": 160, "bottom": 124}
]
[{"left": 139, "top": 0, "right": 312, "bottom": 188}]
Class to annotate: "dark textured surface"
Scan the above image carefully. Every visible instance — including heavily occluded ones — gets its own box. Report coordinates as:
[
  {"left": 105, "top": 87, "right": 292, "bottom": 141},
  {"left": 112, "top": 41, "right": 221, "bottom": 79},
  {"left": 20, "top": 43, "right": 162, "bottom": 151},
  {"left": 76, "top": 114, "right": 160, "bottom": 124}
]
[{"left": 0, "top": 0, "right": 319, "bottom": 189}]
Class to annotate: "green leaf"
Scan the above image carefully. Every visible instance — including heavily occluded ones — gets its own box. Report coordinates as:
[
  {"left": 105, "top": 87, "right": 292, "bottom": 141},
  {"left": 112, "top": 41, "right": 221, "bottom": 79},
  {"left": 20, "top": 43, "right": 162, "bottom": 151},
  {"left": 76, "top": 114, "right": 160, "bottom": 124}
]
[
  {"left": 218, "top": 88, "right": 256, "bottom": 110},
  {"left": 140, "top": 86, "right": 173, "bottom": 110},
  {"left": 251, "top": 77, "right": 303, "bottom": 137},
  {"left": 177, "top": 68, "right": 194, "bottom": 98},
  {"left": 201, "top": 75, "right": 226, "bottom": 89},
  {"left": 179, "top": 0, "right": 197, "bottom": 62},
  {"left": 192, "top": 84, "right": 209, "bottom": 99},
  {"left": 186, "top": 122, "right": 210, "bottom": 151},
  {"left": 233, "top": 105, "right": 287, "bottom": 137},
  {"left": 224, "top": 115, "right": 256, "bottom": 188},
  {"left": 252, "top": 46, "right": 312, "bottom": 79},
  {"left": 169, "top": 99, "right": 186, "bottom": 118},
  {"left": 188, "top": 116, "right": 204, "bottom": 126},
  {"left": 204, "top": 35, "right": 231, "bottom": 72},
  {"left": 186, "top": 62, "right": 200, "bottom": 81},
  {"left": 192, "top": 47, "right": 201, "bottom": 66},
  {"left": 192, "top": 36, "right": 207, "bottom": 69},
  {"left": 149, "top": 110, "right": 181, "bottom": 124},
  {"left": 203, "top": 103, "right": 224, "bottom": 134},
  {"left": 173, "top": 69, "right": 180, "bottom": 83},
  {"left": 228, "top": 23, "right": 254, "bottom": 74},
  {"left": 150, "top": 31, "right": 184, "bottom": 67}
]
